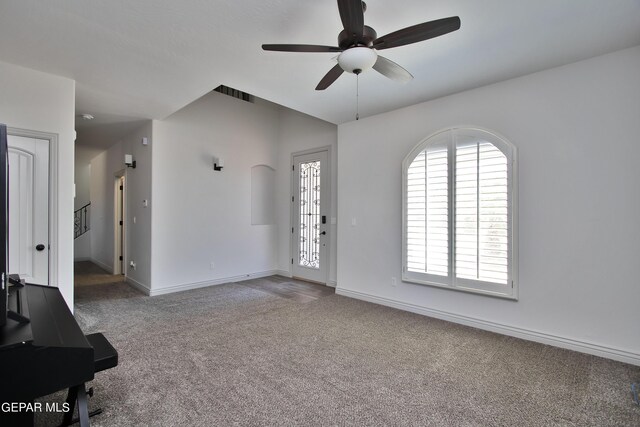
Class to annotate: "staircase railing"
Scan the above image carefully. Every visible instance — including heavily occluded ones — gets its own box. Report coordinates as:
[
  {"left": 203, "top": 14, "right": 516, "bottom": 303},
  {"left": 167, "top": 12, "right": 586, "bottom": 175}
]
[{"left": 74, "top": 202, "right": 90, "bottom": 239}]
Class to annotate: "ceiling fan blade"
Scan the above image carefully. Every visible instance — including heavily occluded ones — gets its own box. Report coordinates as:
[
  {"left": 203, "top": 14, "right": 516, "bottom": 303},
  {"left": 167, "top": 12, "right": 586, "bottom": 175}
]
[
  {"left": 373, "top": 55, "right": 413, "bottom": 83},
  {"left": 373, "top": 16, "right": 461, "bottom": 50},
  {"left": 337, "top": 0, "right": 364, "bottom": 36},
  {"left": 316, "top": 64, "right": 344, "bottom": 90},
  {"left": 262, "top": 44, "right": 342, "bottom": 53}
]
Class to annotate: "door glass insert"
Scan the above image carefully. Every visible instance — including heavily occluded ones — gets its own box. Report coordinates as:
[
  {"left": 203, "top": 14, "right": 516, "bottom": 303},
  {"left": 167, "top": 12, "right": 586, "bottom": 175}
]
[{"left": 299, "top": 161, "right": 321, "bottom": 269}]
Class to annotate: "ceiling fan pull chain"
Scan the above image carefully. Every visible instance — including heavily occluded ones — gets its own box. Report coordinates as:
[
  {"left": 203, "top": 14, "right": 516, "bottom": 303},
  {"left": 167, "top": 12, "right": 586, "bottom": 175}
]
[{"left": 356, "top": 73, "right": 360, "bottom": 121}]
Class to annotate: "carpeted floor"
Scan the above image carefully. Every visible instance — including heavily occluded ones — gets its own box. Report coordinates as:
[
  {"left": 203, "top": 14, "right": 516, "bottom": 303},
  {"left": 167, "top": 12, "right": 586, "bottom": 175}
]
[{"left": 37, "top": 262, "right": 640, "bottom": 426}]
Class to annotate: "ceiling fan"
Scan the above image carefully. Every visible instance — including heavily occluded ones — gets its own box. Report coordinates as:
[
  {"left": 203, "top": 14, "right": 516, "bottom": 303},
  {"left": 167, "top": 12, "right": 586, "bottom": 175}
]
[{"left": 262, "top": 0, "right": 461, "bottom": 90}]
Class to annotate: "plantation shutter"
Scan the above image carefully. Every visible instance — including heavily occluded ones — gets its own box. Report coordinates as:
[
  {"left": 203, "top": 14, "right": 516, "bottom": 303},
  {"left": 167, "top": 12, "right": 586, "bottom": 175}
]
[
  {"left": 455, "top": 139, "right": 509, "bottom": 285},
  {"left": 407, "top": 140, "right": 449, "bottom": 276},
  {"left": 403, "top": 128, "right": 515, "bottom": 298}
]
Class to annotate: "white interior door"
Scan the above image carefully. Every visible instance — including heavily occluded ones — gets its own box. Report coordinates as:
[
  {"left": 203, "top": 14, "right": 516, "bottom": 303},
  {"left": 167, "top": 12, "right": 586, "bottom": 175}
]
[
  {"left": 292, "top": 150, "right": 328, "bottom": 283},
  {"left": 8, "top": 135, "right": 49, "bottom": 285}
]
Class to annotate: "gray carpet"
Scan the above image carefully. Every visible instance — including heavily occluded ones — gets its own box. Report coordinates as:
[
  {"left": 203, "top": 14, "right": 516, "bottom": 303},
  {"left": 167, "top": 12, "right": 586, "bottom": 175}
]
[{"left": 37, "top": 265, "right": 640, "bottom": 426}]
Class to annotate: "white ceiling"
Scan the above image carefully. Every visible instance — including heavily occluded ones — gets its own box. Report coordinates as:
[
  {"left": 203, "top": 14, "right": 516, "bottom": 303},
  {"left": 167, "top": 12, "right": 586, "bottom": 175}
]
[{"left": 1, "top": 0, "right": 639, "bottom": 146}]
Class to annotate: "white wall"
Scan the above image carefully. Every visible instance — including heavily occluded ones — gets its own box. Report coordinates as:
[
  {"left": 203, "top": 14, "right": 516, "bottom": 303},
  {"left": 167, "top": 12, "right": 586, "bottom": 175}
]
[
  {"left": 122, "top": 124, "right": 153, "bottom": 290},
  {"left": 89, "top": 148, "right": 115, "bottom": 271},
  {"left": 151, "top": 92, "right": 278, "bottom": 293},
  {"left": 90, "top": 121, "right": 153, "bottom": 289},
  {"left": 74, "top": 156, "right": 91, "bottom": 209},
  {"left": 251, "top": 165, "right": 276, "bottom": 226},
  {"left": 336, "top": 45, "right": 640, "bottom": 365},
  {"left": 74, "top": 228, "right": 91, "bottom": 261},
  {"left": 74, "top": 153, "right": 91, "bottom": 260},
  {"left": 150, "top": 92, "right": 337, "bottom": 294},
  {"left": 0, "top": 61, "right": 75, "bottom": 308}
]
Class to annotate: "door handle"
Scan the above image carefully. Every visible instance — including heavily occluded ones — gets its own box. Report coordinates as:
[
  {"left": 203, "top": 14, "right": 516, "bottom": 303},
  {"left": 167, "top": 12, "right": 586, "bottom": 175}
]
[
  {"left": 36, "top": 244, "right": 46, "bottom": 251},
  {"left": 319, "top": 231, "right": 326, "bottom": 236}
]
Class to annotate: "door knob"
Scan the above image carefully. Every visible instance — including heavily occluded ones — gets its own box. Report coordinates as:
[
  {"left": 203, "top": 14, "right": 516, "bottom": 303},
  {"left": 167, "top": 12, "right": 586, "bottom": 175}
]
[
  {"left": 320, "top": 231, "right": 326, "bottom": 235},
  {"left": 36, "top": 244, "right": 46, "bottom": 251}
]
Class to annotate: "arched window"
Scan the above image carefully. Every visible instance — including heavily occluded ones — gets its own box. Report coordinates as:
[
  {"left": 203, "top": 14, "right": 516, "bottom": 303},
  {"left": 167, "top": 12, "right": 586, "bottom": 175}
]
[{"left": 402, "top": 128, "right": 518, "bottom": 299}]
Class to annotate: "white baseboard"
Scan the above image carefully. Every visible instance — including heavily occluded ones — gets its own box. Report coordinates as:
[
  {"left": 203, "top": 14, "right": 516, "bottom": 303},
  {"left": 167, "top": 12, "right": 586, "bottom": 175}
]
[
  {"left": 275, "top": 270, "right": 336, "bottom": 287},
  {"left": 126, "top": 276, "right": 151, "bottom": 295},
  {"left": 335, "top": 288, "right": 640, "bottom": 366},
  {"left": 149, "top": 270, "right": 280, "bottom": 297},
  {"left": 90, "top": 258, "right": 113, "bottom": 274},
  {"left": 275, "top": 270, "right": 292, "bottom": 278}
]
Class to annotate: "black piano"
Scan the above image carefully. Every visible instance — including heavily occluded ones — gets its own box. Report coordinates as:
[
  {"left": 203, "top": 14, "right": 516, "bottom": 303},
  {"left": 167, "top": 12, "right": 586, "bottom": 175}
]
[{"left": 0, "top": 282, "right": 94, "bottom": 426}]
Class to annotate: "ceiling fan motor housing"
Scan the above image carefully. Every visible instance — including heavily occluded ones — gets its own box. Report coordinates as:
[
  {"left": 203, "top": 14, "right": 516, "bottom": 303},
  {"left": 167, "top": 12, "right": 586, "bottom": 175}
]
[
  {"left": 262, "top": 0, "right": 460, "bottom": 90},
  {"left": 338, "top": 25, "right": 377, "bottom": 49}
]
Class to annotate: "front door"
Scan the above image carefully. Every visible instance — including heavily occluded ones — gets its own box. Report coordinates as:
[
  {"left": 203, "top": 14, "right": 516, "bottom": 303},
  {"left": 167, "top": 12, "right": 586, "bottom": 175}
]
[
  {"left": 7, "top": 135, "right": 49, "bottom": 285},
  {"left": 292, "top": 150, "right": 329, "bottom": 283}
]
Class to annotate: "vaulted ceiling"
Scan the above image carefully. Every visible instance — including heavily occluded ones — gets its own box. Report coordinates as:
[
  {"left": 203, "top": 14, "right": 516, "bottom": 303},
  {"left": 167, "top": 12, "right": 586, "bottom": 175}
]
[{"left": 1, "top": 1, "right": 639, "bottom": 147}]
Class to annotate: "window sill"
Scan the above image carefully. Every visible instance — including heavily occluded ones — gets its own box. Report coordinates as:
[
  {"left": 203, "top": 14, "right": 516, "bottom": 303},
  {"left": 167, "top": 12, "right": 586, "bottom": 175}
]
[{"left": 401, "top": 273, "right": 518, "bottom": 301}]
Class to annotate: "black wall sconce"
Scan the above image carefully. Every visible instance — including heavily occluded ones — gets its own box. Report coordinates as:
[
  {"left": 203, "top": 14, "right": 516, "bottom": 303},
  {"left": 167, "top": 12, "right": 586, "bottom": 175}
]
[
  {"left": 125, "top": 154, "right": 136, "bottom": 169},
  {"left": 213, "top": 156, "right": 224, "bottom": 171}
]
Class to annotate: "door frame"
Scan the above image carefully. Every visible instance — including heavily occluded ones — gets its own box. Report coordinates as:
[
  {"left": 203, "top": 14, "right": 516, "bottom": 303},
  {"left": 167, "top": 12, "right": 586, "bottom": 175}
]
[
  {"left": 6, "top": 127, "right": 58, "bottom": 287},
  {"left": 113, "top": 172, "right": 126, "bottom": 275},
  {"left": 289, "top": 145, "right": 332, "bottom": 285}
]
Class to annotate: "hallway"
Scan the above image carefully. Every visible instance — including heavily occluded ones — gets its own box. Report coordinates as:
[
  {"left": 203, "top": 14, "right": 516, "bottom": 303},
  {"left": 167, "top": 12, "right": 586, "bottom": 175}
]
[{"left": 74, "top": 261, "right": 124, "bottom": 286}]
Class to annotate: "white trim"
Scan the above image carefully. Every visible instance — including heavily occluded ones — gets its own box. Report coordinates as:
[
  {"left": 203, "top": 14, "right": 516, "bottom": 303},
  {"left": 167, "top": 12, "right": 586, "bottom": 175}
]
[
  {"left": 401, "top": 126, "right": 518, "bottom": 300},
  {"left": 327, "top": 280, "right": 337, "bottom": 288},
  {"left": 148, "top": 270, "right": 280, "bottom": 296},
  {"left": 126, "top": 276, "right": 151, "bottom": 295},
  {"left": 275, "top": 269, "right": 292, "bottom": 278},
  {"left": 49, "top": 133, "right": 59, "bottom": 288},
  {"left": 113, "top": 172, "right": 126, "bottom": 276},
  {"left": 290, "top": 145, "right": 332, "bottom": 284},
  {"left": 7, "top": 127, "right": 58, "bottom": 287},
  {"left": 335, "top": 288, "right": 640, "bottom": 366},
  {"left": 90, "top": 257, "right": 113, "bottom": 274}
]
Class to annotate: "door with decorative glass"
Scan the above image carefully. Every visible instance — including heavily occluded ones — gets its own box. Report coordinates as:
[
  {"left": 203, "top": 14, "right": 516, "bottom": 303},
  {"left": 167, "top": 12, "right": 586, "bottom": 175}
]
[{"left": 291, "top": 150, "right": 328, "bottom": 283}]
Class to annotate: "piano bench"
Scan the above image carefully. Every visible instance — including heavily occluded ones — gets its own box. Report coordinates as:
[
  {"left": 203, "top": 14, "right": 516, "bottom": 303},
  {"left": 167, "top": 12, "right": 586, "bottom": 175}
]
[
  {"left": 59, "top": 334, "right": 118, "bottom": 427},
  {"left": 86, "top": 333, "right": 118, "bottom": 372}
]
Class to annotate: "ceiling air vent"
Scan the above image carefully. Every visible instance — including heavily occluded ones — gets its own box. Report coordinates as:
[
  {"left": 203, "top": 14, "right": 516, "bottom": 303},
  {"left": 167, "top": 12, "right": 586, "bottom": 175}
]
[{"left": 214, "top": 85, "right": 254, "bottom": 103}]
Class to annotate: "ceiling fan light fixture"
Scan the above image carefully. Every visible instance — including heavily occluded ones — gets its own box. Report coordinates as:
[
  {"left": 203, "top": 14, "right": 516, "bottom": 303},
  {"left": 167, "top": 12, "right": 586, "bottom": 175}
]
[
  {"left": 262, "top": 2, "right": 460, "bottom": 90},
  {"left": 338, "top": 47, "right": 377, "bottom": 74}
]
